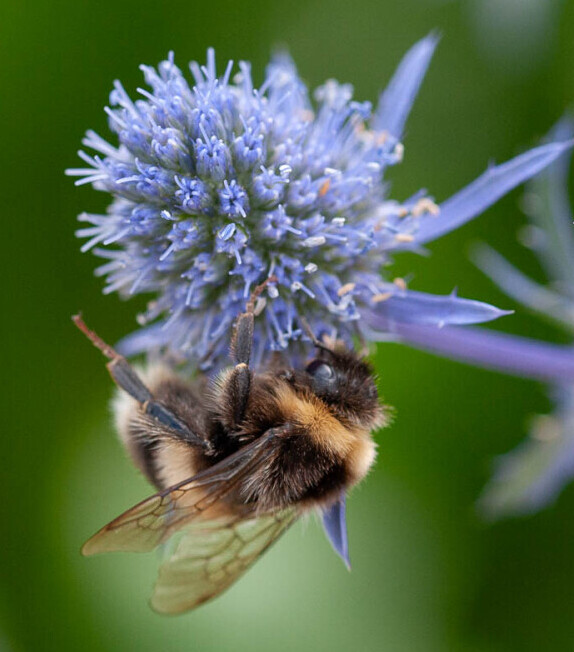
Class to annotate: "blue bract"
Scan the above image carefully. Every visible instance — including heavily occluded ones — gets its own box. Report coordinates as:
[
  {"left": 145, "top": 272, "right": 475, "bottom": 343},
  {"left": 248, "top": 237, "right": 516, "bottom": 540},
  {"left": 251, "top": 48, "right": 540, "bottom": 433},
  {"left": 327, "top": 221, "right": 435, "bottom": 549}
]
[
  {"left": 367, "top": 119, "right": 574, "bottom": 518},
  {"left": 473, "top": 120, "right": 574, "bottom": 517},
  {"left": 68, "top": 36, "right": 571, "bottom": 370}
]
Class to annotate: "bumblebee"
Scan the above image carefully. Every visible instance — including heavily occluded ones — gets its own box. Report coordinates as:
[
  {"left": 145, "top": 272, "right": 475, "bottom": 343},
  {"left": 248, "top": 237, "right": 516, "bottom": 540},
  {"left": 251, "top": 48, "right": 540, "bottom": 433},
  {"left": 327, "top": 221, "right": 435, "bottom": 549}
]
[{"left": 74, "top": 283, "right": 388, "bottom": 614}]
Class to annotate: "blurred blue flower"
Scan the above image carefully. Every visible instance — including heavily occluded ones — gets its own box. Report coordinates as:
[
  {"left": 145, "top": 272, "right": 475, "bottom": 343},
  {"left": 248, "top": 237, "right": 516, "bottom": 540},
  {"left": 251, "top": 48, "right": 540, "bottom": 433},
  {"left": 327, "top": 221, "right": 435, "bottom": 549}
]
[
  {"left": 473, "top": 119, "right": 574, "bottom": 517},
  {"left": 67, "top": 36, "right": 570, "bottom": 372},
  {"left": 368, "top": 119, "right": 574, "bottom": 518}
]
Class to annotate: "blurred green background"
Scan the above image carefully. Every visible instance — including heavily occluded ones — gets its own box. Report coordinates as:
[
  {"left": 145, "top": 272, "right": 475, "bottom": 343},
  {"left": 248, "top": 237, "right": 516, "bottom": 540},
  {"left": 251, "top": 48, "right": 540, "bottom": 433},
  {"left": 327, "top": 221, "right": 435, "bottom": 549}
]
[{"left": 2, "top": 0, "right": 573, "bottom": 650}]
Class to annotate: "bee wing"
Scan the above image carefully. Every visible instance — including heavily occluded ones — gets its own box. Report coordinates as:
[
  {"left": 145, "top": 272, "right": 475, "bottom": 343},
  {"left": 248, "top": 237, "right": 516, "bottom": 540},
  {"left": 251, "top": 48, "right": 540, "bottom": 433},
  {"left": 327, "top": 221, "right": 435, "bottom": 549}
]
[
  {"left": 150, "top": 508, "right": 298, "bottom": 614},
  {"left": 82, "top": 431, "right": 278, "bottom": 556}
]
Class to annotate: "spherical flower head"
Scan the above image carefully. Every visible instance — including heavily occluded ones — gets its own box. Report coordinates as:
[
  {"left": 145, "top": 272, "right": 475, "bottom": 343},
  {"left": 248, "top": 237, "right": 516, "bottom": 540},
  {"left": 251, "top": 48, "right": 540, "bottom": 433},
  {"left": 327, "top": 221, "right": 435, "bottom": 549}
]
[{"left": 69, "top": 39, "right": 569, "bottom": 369}]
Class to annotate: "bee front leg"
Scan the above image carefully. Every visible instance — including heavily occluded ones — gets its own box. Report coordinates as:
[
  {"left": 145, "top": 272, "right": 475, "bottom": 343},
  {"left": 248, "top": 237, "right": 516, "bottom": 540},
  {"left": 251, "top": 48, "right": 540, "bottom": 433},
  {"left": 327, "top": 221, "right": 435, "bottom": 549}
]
[
  {"left": 227, "top": 312, "right": 255, "bottom": 428},
  {"left": 226, "top": 277, "right": 277, "bottom": 428}
]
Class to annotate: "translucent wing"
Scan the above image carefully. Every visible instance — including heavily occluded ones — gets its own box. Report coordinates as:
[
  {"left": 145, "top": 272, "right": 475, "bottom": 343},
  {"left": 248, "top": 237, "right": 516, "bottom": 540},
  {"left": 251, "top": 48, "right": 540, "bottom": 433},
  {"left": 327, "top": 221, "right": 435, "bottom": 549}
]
[
  {"left": 150, "top": 509, "right": 298, "bottom": 614},
  {"left": 82, "top": 431, "right": 277, "bottom": 555}
]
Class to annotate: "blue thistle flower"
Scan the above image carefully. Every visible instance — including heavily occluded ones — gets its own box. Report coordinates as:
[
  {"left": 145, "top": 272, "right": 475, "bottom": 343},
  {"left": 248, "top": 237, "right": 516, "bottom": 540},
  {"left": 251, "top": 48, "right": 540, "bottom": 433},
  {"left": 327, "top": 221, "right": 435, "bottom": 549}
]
[{"left": 67, "top": 36, "right": 571, "bottom": 373}]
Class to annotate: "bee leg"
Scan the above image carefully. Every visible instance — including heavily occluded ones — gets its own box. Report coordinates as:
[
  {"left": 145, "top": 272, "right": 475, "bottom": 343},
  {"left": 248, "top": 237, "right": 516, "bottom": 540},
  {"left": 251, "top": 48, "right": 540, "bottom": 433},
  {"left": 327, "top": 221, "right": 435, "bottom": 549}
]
[
  {"left": 226, "top": 276, "right": 277, "bottom": 427},
  {"left": 72, "top": 315, "right": 208, "bottom": 449},
  {"left": 227, "top": 315, "right": 254, "bottom": 428}
]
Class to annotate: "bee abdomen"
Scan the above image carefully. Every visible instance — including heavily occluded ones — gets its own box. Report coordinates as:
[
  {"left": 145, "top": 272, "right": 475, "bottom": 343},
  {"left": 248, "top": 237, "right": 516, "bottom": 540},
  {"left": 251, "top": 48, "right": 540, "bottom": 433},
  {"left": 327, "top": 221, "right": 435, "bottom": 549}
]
[{"left": 243, "top": 428, "right": 349, "bottom": 511}]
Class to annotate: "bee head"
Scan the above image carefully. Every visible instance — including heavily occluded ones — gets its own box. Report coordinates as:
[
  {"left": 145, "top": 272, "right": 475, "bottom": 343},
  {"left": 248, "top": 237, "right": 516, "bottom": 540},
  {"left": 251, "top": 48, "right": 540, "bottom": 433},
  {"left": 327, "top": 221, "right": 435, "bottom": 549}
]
[{"left": 304, "top": 341, "right": 384, "bottom": 431}]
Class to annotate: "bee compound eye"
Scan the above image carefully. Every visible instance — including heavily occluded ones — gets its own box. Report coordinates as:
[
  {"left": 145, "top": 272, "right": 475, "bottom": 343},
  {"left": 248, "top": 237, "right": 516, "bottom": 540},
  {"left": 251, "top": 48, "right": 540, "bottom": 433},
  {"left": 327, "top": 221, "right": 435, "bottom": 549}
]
[{"left": 306, "top": 360, "right": 335, "bottom": 382}]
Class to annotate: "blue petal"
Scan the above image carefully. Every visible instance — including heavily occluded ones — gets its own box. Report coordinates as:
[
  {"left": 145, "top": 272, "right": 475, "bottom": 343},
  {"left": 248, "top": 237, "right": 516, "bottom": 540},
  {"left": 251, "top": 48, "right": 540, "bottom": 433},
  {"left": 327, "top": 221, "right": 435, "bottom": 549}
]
[
  {"left": 322, "top": 496, "right": 350, "bottom": 569},
  {"left": 361, "top": 319, "right": 574, "bottom": 383},
  {"left": 410, "top": 140, "right": 574, "bottom": 246},
  {"left": 364, "top": 289, "right": 511, "bottom": 327},
  {"left": 373, "top": 33, "right": 439, "bottom": 140}
]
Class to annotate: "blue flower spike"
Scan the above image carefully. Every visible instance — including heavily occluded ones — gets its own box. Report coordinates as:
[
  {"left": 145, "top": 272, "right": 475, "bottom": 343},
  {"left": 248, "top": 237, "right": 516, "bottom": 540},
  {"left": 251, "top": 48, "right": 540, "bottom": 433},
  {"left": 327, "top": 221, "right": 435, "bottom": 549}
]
[
  {"left": 68, "top": 38, "right": 570, "bottom": 372},
  {"left": 374, "top": 32, "right": 439, "bottom": 141},
  {"left": 322, "top": 495, "right": 350, "bottom": 569}
]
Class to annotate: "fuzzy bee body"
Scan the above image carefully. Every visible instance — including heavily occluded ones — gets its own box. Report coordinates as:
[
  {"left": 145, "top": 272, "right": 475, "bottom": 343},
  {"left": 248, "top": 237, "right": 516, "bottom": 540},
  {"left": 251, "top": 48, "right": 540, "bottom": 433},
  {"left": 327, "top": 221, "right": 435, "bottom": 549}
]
[
  {"left": 74, "top": 294, "right": 387, "bottom": 614},
  {"left": 117, "top": 360, "right": 383, "bottom": 516}
]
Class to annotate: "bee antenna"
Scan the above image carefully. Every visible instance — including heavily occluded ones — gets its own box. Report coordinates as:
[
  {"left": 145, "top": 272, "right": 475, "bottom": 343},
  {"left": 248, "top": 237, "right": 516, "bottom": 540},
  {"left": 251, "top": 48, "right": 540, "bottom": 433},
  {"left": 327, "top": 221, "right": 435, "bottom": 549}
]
[
  {"left": 299, "top": 317, "right": 333, "bottom": 354},
  {"left": 245, "top": 275, "right": 278, "bottom": 314}
]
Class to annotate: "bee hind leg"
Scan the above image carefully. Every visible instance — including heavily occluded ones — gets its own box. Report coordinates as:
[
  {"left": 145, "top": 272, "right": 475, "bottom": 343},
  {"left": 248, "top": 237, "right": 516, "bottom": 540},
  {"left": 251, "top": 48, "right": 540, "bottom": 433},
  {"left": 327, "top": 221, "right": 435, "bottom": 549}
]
[{"left": 72, "top": 314, "right": 208, "bottom": 450}]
